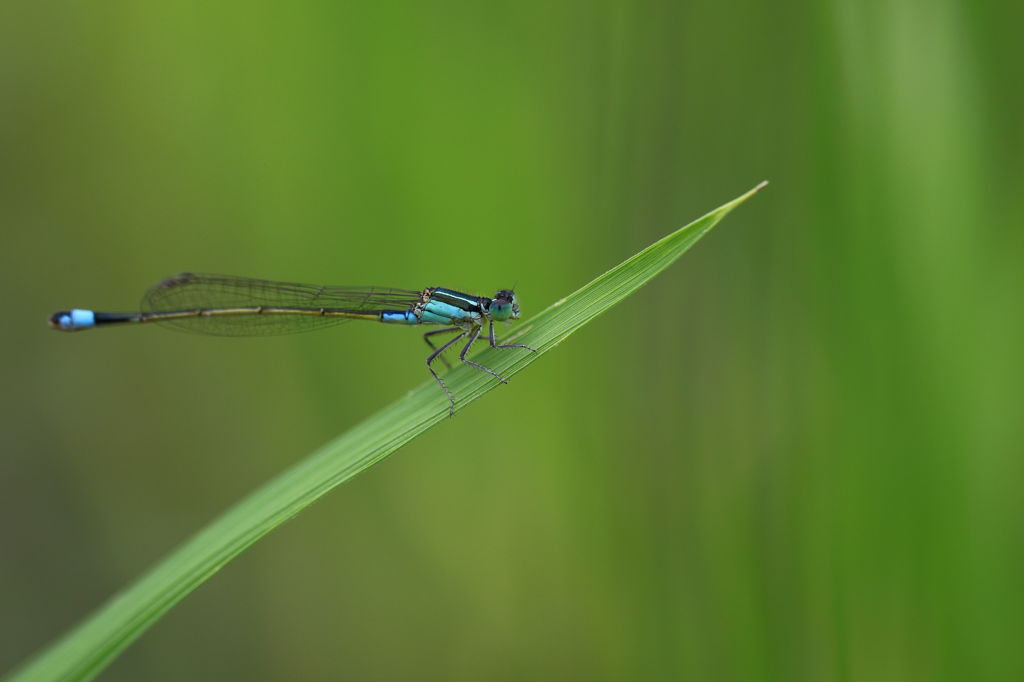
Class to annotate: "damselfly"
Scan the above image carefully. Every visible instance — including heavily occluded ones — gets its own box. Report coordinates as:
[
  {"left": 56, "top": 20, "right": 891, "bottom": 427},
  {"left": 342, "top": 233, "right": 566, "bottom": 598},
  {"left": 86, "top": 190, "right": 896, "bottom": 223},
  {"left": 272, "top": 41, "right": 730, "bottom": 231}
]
[{"left": 49, "top": 273, "right": 536, "bottom": 415}]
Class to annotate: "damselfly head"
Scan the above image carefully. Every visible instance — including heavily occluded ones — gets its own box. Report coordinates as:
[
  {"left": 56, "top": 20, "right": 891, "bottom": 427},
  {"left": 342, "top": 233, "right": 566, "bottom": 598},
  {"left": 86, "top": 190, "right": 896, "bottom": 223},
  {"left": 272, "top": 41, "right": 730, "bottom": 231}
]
[{"left": 488, "top": 290, "right": 520, "bottom": 321}]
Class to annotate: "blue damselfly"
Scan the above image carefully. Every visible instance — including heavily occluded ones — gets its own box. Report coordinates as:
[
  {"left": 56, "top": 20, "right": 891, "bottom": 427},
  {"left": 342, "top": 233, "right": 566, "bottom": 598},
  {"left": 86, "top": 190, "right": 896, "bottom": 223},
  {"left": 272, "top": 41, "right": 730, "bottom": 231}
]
[{"left": 50, "top": 273, "right": 536, "bottom": 415}]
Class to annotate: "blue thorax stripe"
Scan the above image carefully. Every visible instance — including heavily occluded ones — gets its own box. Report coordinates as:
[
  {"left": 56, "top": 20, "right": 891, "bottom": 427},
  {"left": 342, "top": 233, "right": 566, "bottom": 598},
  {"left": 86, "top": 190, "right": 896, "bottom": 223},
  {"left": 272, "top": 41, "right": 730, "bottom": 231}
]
[{"left": 431, "top": 288, "right": 484, "bottom": 313}]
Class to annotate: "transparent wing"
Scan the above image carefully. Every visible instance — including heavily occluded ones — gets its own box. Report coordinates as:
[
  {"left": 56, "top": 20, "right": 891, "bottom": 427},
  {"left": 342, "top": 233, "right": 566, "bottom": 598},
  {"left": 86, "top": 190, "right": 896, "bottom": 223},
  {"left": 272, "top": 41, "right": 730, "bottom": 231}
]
[{"left": 141, "top": 273, "right": 421, "bottom": 336}]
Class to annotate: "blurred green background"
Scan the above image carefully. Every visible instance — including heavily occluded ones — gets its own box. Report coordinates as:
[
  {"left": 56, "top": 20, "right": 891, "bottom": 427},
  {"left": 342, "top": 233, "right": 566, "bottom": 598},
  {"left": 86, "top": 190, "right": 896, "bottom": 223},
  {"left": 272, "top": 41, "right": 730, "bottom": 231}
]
[{"left": 2, "top": 0, "right": 1021, "bottom": 680}]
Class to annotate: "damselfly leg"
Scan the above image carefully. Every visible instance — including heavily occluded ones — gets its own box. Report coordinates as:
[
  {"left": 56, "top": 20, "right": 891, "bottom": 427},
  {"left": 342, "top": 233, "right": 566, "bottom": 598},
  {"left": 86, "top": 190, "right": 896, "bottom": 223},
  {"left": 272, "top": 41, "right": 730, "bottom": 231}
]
[
  {"left": 426, "top": 332, "right": 466, "bottom": 416},
  {"left": 488, "top": 321, "right": 538, "bottom": 352},
  {"left": 425, "top": 322, "right": 535, "bottom": 416},
  {"left": 422, "top": 327, "right": 461, "bottom": 369},
  {"left": 459, "top": 326, "right": 508, "bottom": 385}
]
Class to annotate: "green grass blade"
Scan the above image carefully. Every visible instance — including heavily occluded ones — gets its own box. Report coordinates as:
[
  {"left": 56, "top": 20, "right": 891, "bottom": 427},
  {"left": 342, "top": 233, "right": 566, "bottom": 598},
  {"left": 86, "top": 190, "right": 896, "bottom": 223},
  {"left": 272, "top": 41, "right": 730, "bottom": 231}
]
[{"left": 7, "top": 181, "right": 766, "bottom": 682}]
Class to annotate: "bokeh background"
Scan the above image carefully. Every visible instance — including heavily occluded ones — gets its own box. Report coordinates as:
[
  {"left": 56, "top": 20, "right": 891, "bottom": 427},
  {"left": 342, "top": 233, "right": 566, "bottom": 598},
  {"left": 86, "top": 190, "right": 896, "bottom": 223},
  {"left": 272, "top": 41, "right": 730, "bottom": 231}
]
[{"left": 2, "top": 1, "right": 1021, "bottom": 680}]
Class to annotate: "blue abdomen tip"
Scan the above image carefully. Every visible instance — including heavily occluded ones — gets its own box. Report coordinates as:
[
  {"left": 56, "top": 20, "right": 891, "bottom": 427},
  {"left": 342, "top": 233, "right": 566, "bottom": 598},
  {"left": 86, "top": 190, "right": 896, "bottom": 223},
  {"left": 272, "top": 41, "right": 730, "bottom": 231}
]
[{"left": 50, "top": 309, "right": 96, "bottom": 330}]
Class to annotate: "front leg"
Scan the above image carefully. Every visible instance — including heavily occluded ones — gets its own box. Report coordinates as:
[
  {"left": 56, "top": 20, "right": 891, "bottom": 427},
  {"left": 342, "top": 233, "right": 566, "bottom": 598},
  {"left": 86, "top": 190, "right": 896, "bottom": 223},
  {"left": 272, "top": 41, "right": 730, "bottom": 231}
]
[
  {"left": 459, "top": 325, "right": 509, "bottom": 384},
  {"left": 489, "top": 321, "right": 538, "bottom": 352}
]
